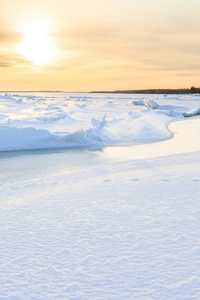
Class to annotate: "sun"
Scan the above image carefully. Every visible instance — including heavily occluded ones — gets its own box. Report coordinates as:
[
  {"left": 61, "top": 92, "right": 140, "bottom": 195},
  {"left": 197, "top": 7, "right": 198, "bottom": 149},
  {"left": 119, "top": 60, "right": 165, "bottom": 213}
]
[{"left": 20, "top": 20, "right": 57, "bottom": 66}]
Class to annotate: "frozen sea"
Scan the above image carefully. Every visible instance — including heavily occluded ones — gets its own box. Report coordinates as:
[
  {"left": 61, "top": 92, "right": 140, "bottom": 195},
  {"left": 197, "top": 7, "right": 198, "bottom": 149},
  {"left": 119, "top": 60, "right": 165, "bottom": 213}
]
[{"left": 0, "top": 92, "right": 200, "bottom": 299}]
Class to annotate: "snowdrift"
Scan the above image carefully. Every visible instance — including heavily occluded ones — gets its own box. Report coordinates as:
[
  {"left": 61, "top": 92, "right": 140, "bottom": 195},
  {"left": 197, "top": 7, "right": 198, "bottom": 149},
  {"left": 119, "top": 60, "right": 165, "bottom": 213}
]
[{"left": 0, "top": 92, "right": 199, "bottom": 151}]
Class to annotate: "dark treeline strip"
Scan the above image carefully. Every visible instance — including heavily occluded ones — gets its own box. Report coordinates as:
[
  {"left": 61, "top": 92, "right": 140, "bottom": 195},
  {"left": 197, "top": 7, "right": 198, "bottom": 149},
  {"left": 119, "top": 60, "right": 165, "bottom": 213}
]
[{"left": 91, "top": 87, "right": 200, "bottom": 94}]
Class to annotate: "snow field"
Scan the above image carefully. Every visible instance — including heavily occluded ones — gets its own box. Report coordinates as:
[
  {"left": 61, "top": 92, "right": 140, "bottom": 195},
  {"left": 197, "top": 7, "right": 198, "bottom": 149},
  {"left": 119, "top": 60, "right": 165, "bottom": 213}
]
[{"left": 1, "top": 152, "right": 200, "bottom": 299}]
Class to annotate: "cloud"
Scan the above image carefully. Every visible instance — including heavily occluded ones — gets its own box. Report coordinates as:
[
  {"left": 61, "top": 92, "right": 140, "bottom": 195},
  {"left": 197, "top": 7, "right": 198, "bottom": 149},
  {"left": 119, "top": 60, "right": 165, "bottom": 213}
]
[
  {"left": 0, "top": 26, "right": 26, "bottom": 67},
  {"left": 0, "top": 54, "right": 32, "bottom": 68},
  {"left": 0, "top": 27, "right": 22, "bottom": 43},
  {"left": 172, "top": 73, "right": 200, "bottom": 77}
]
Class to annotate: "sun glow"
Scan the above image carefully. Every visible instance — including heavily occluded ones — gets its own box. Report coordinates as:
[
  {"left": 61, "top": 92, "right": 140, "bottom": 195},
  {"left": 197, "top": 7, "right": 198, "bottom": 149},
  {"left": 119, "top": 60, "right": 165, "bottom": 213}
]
[{"left": 20, "top": 21, "right": 57, "bottom": 66}]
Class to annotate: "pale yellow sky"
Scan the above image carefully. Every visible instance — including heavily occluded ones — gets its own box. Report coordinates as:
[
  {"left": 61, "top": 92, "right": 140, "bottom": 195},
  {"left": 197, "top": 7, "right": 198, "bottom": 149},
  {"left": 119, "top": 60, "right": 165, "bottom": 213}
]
[{"left": 0, "top": 0, "right": 200, "bottom": 91}]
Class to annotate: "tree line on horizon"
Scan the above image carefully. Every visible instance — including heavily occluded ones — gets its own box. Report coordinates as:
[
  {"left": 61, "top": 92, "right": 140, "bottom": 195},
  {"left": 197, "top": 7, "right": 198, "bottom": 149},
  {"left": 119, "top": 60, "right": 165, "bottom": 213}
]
[
  {"left": 91, "top": 86, "right": 200, "bottom": 94},
  {"left": 190, "top": 86, "right": 200, "bottom": 94}
]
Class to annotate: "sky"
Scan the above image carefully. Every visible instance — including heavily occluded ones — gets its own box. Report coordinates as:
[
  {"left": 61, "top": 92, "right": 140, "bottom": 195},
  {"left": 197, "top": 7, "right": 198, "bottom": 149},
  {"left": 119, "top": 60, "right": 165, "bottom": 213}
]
[{"left": 0, "top": 0, "right": 200, "bottom": 91}]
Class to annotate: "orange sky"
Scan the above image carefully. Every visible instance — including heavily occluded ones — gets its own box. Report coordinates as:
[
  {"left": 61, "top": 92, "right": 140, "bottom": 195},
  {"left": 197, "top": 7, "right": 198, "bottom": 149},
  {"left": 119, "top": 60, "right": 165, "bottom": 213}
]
[{"left": 0, "top": 0, "right": 200, "bottom": 91}]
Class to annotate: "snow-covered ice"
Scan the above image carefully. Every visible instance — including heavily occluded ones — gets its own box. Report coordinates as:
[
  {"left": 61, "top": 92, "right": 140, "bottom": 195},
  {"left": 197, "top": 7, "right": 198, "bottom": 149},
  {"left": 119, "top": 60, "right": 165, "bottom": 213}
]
[
  {"left": 0, "top": 92, "right": 193, "bottom": 151},
  {"left": 0, "top": 92, "right": 200, "bottom": 299}
]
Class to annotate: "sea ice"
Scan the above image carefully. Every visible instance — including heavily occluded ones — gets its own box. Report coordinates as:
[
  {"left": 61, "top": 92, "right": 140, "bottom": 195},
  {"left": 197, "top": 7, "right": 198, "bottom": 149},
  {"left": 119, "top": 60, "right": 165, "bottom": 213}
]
[{"left": 1, "top": 92, "right": 195, "bottom": 151}]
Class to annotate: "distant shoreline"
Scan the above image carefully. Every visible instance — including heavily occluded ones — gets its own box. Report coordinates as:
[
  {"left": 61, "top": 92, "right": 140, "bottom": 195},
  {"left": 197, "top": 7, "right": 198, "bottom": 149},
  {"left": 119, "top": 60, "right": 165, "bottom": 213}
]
[
  {"left": 1, "top": 88, "right": 199, "bottom": 94},
  {"left": 90, "top": 88, "right": 199, "bottom": 95}
]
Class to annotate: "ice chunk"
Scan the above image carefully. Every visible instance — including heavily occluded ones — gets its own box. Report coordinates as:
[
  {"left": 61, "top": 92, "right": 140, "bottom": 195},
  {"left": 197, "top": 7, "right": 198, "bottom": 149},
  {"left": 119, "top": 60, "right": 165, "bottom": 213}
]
[
  {"left": 144, "top": 99, "right": 159, "bottom": 109},
  {"left": 91, "top": 118, "right": 99, "bottom": 127},
  {"left": 183, "top": 108, "right": 200, "bottom": 117},
  {"left": 130, "top": 99, "right": 144, "bottom": 106},
  {"left": 130, "top": 98, "right": 159, "bottom": 109}
]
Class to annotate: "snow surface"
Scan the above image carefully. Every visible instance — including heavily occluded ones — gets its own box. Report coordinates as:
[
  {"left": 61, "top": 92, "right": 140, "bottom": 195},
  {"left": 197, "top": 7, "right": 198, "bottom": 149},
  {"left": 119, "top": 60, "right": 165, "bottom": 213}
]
[
  {"left": 1, "top": 92, "right": 199, "bottom": 151},
  {"left": 0, "top": 92, "right": 200, "bottom": 299}
]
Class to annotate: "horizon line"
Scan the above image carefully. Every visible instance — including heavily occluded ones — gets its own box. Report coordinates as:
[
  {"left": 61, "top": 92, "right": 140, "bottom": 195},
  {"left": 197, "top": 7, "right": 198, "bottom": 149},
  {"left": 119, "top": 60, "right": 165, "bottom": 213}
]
[{"left": 0, "top": 87, "right": 193, "bottom": 92}]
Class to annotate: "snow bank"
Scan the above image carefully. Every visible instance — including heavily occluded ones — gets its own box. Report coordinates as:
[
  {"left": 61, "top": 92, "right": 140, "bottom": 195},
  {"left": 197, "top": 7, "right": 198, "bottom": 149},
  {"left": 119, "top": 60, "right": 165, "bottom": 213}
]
[
  {"left": 85, "top": 112, "right": 171, "bottom": 144},
  {"left": 0, "top": 112, "right": 171, "bottom": 151},
  {"left": 0, "top": 92, "right": 199, "bottom": 151},
  {"left": 0, "top": 126, "right": 55, "bottom": 151}
]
